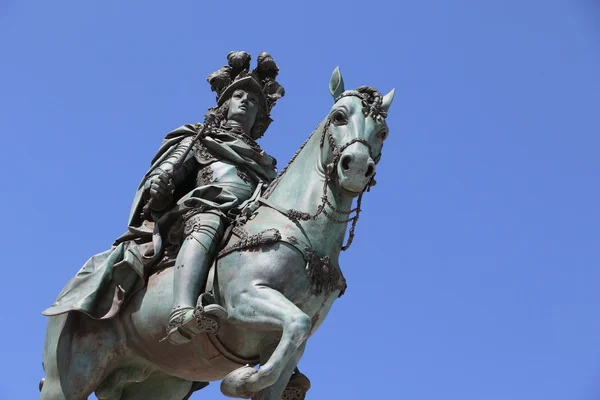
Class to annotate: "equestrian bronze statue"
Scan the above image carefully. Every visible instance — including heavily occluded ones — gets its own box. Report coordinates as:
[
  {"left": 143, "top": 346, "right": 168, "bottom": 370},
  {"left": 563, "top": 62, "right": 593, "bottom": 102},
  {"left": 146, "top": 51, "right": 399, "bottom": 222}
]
[{"left": 41, "top": 50, "right": 395, "bottom": 400}]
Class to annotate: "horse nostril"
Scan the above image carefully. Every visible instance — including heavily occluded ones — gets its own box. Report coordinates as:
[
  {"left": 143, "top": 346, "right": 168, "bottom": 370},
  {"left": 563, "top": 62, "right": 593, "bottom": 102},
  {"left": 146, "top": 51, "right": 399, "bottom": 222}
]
[
  {"left": 365, "top": 164, "right": 374, "bottom": 178},
  {"left": 341, "top": 155, "right": 352, "bottom": 171}
]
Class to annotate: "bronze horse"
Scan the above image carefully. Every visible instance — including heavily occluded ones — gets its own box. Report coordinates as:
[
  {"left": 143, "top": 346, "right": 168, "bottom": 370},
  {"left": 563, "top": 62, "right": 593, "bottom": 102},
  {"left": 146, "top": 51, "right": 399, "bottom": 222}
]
[{"left": 41, "top": 68, "right": 394, "bottom": 400}]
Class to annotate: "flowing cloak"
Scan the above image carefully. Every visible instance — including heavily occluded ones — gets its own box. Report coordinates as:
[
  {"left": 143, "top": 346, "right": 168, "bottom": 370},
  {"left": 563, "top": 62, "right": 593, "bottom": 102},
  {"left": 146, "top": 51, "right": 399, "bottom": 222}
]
[{"left": 43, "top": 124, "right": 277, "bottom": 319}]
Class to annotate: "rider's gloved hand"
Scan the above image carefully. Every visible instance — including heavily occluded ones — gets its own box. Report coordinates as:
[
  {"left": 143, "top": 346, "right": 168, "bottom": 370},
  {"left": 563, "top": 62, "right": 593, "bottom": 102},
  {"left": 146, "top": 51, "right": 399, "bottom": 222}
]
[{"left": 144, "top": 171, "right": 175, "bottom": 211}]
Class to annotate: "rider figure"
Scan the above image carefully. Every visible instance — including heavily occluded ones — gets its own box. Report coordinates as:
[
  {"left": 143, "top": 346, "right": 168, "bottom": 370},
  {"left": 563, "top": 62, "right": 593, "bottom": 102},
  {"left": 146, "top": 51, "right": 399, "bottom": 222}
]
[{"left": 142, "top": 51, "right": 284, "bottom": 345}]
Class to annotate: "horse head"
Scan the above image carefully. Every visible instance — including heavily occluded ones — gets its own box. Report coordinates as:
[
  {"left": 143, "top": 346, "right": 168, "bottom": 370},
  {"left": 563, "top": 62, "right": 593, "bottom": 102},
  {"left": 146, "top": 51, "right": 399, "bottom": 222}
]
[{"left": 324, "top": 67, "right": 395, "bottom": 197}]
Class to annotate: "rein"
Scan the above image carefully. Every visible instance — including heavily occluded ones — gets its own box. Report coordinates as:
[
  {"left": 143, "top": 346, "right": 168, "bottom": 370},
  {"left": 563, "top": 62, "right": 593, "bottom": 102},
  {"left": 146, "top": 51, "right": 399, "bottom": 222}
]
[{"left": 258, "top": 90, "right": 384, "bottom": 251}]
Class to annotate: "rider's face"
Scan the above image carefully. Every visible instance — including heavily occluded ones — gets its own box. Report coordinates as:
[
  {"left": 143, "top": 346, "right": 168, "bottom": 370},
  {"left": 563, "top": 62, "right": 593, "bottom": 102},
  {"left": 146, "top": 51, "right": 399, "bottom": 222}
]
[{"left": 227, "top": 89, "right": 259, "bottom": 132}]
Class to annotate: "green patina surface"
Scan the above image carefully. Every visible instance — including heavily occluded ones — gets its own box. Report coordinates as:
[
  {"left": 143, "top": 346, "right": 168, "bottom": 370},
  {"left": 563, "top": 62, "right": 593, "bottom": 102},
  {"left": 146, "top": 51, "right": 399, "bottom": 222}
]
[{"left": 41, "top": 51, "right": 394, "bottom": 400}]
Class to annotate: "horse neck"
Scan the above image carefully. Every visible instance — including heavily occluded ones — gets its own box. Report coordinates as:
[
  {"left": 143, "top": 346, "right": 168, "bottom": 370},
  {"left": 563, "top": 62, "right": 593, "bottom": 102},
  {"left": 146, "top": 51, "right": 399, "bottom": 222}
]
[{"left": 267, "top": 121, "right": 354, "bottom": 259}]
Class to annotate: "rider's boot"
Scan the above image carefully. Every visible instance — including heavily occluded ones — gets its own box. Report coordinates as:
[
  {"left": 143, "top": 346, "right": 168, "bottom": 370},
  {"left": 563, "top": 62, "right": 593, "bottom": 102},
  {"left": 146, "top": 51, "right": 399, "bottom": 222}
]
[{"left": 166, "top": 211, "right": 225, "bottom": 345}]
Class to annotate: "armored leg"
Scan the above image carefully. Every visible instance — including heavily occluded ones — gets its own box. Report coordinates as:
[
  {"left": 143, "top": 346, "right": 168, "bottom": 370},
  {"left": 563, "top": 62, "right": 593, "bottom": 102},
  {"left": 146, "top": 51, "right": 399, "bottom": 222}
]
[{"left": 166, "top": 211, "right": 224, "bottom": 345}]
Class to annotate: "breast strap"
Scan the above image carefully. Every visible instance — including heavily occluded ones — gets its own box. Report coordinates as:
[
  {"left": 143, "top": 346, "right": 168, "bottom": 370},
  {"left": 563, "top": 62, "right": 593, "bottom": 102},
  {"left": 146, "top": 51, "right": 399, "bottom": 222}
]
[{"left": 218, "top": 226, "right": 346, "bottom": 298}]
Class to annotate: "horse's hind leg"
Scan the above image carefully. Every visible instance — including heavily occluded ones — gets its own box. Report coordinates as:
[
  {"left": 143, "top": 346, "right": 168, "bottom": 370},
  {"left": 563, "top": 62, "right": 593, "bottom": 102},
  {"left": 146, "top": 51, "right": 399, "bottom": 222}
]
[
  {"left": 221, "top": 286, "right": 312, "bottom": 398},
  {"left": 41, "top": 312, "right": 117, "bottom": 400}
]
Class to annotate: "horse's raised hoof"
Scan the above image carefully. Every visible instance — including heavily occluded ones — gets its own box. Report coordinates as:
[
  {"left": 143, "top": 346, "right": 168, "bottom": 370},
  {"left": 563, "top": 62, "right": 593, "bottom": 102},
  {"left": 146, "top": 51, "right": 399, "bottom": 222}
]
[
  {"left": 220, "top": 365, "right": 257, "bottom": 398},
  {"left": 282, "top": 370, "right": 311, "bottom": 400}
]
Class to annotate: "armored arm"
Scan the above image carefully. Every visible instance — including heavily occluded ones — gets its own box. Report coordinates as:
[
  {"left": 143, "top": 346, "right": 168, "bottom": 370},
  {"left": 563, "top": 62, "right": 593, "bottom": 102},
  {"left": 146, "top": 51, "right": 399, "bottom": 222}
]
[
  {"left": 144, "top": 136, "right": 197, "bottom": 211},
  {"left": 148, "top": 136, "right": 195, "bottom": 178}
]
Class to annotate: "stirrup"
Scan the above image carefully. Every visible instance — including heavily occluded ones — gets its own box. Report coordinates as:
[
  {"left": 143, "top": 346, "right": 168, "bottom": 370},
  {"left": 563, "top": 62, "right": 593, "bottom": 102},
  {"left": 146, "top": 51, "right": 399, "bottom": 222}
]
[
  {"left": 162, "top": 293, "right": 228, "bottom": 345},
  {"left": 194, "top": 292, "right": 228, "bottom": 334}
]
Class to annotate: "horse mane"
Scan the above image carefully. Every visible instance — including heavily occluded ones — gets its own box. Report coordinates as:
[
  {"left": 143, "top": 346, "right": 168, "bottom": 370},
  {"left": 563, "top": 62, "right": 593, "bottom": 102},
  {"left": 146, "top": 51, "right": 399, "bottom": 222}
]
[{"left": 262, "top": 126, "right": 318, "bottom": 199}]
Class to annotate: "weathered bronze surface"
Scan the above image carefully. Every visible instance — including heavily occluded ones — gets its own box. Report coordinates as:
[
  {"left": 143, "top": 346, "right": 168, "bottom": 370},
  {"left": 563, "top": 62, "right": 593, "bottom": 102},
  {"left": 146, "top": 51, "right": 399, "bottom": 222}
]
[{"left": 40, "top": 50, "right": 394, "bottom": 400}]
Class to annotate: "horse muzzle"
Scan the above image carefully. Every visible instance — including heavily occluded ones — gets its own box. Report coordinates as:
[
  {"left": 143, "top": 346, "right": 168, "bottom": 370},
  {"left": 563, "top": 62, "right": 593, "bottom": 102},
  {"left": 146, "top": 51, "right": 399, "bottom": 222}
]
[{"left": 336, "top": 143, "right": 376, "bottom": 197}]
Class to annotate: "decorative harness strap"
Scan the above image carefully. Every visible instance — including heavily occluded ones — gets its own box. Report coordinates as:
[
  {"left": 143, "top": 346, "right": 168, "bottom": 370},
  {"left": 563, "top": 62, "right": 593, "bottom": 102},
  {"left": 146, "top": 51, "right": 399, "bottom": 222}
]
[
  {"left": 256, "top": 88, "right": 385, "bottom": 251},
  {"left": 214, "top": 87, "right": 387, "bottom": 297},
  {"left": 256, "top": 197, "right": 314, "bottom": 222},
  {"left": 218, "top": 226, "right": 346, "bottom": 298}
]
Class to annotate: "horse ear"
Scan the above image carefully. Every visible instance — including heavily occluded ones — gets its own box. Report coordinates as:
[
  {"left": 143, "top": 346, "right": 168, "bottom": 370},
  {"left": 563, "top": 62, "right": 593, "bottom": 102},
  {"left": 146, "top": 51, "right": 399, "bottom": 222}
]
[
  {"left": 329, "top": 67, "right": 345, "bottom": 100},
  {"left": 382, "top": 88, "right": 395, "bottom": 112}
]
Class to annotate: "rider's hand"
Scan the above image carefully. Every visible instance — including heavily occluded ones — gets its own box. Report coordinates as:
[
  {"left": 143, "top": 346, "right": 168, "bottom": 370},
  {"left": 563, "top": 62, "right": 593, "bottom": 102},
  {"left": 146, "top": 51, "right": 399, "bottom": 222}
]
[{"left": 144, "top": 171, "right": 175, "bottom": 210}]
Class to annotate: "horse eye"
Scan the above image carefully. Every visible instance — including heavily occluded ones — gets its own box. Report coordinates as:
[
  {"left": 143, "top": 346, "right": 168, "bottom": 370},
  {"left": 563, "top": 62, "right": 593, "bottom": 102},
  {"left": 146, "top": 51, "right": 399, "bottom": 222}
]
[
  {"left": 376, "top": 130, "right": 388, "bottom": 141},
  {"left": 331, "top": 111, "right": 347, "bottom": 125}
]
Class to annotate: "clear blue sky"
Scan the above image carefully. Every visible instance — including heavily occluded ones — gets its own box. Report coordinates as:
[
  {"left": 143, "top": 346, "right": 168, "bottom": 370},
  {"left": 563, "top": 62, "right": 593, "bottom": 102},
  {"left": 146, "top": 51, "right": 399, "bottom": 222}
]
[{"left": 1, "top": 1, "right": 599, "bottom": 399}]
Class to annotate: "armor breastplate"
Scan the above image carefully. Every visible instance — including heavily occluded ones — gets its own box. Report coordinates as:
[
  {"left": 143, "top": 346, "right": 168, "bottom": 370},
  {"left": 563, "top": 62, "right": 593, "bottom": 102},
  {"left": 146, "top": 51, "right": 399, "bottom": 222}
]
[{"left": 197, "top": 160, "right": 256, "bottom": 199}]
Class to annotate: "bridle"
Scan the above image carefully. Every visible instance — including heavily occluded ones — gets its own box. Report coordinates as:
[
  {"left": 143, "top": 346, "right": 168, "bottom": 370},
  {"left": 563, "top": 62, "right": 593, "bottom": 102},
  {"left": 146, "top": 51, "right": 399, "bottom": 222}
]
[{"left": 259, "top": 87, "right": 386, "bottom": 251}]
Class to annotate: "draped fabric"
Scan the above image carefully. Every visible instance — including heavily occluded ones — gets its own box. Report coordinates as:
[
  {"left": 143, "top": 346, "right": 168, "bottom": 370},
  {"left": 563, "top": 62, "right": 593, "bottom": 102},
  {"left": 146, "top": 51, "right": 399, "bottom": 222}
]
[{"left": 43, "top": 124, "right": 277, "bottom": 319}]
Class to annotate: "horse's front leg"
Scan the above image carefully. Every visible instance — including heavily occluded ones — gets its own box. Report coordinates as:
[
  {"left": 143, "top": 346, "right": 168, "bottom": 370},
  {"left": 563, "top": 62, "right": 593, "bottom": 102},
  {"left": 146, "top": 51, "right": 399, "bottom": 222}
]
[
  {"left": 252, "top": 343, "right": 306, "bottom": 400},
  {"left": 221, "top": 286, "right": 312, "bottom": 398}
]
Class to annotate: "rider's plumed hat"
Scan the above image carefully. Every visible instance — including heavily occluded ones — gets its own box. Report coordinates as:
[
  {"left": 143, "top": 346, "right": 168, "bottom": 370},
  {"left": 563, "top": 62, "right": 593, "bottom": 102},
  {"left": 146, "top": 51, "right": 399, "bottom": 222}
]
[{"left": 206, "top": 51, "right": 285, "bottom": 138}]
